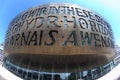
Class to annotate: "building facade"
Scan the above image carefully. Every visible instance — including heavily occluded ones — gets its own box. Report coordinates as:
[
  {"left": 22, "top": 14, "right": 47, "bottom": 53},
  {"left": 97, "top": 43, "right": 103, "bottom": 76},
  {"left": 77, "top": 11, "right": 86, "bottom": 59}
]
[
  {"left": 3, "top": 3, "right": 115, "bottom": 80},
  {"left": 0, "top": 43, "right": 4, "bottom": 62},
  {"left": 114, "top": 45, "right": 120, "bottom": 65}
]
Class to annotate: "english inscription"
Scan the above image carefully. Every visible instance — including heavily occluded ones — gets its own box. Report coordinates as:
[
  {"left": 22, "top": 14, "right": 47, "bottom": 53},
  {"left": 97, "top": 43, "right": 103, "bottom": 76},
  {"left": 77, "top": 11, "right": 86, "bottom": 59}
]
[{"left": 5, "top": 4, "right": 114, "bottom": 48}]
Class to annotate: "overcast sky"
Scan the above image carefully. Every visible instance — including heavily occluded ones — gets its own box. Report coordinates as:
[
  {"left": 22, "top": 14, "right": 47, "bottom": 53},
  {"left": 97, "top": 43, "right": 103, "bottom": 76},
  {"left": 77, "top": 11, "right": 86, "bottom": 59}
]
[{"left": 0, "top": 0, "right": 120, "bottom": 46}]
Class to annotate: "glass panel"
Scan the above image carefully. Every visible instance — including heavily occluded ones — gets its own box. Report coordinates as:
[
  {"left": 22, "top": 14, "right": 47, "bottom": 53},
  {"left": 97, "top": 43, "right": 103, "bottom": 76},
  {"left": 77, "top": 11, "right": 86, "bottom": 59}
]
[
  {"left": 17, "top": 68, "right": 23, "bottom": 77},
  {"left": 102, "top": 62, "right": 111, "bottom": 75},
  {"left": 91, "top": 67, "right": 101, "bottom": 79},
  {"left": 81, "top": 70, "right": 92, "bottom": 80},
  {"left": 3, "top": 59, "right": 113, "bottom": 80}
]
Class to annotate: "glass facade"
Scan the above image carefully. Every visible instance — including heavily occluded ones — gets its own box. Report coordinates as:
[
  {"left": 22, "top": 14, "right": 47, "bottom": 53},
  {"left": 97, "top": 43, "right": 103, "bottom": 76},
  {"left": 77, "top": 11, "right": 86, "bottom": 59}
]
[{"left": 3, "top": 58, "right": 114, "bottom": 80}]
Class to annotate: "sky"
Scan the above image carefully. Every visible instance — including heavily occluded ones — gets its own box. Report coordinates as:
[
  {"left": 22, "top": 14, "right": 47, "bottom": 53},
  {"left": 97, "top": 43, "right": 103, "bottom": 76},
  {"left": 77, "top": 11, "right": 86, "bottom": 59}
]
[{"left": 0, "top": 0, "right": 120, "bottom": 46}]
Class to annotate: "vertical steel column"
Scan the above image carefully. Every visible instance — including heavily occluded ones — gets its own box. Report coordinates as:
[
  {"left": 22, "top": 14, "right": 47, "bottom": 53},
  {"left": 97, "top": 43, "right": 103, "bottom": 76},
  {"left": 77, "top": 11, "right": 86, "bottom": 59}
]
[
  {"left": 38, "top": 64, "right": 41, "bottom": 80},
  {"left": 52, "top": 64, "right": 54, "bottom": 80}
]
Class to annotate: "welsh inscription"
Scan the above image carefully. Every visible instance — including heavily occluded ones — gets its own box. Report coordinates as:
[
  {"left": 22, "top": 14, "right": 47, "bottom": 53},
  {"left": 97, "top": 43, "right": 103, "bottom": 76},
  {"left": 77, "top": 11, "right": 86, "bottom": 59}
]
[{"left": 5, "top": 4, "right": 114, "bottom": 48}]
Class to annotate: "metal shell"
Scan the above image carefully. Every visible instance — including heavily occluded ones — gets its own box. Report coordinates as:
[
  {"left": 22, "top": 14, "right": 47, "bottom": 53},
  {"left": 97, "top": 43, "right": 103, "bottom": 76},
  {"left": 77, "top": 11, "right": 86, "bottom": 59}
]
[{"left": 4, "top": 3, "right": 114, "bottom": 71}]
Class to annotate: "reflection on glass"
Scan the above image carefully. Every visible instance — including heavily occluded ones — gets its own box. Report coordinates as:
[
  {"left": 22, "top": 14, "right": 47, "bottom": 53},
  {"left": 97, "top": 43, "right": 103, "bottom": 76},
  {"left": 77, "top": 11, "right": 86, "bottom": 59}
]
[{"left": 3, "top": 59, "right": 114, "bottom": 80}]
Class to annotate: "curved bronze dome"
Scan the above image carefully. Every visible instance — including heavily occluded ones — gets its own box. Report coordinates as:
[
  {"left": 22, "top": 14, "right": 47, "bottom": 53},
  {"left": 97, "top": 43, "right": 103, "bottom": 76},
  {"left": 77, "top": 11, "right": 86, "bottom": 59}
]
[{"left": 4, "top": 3, "right": 114, "bottom": 72}]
